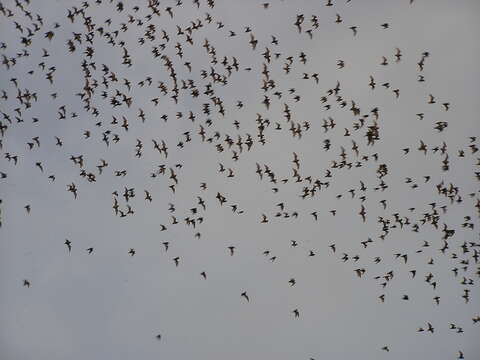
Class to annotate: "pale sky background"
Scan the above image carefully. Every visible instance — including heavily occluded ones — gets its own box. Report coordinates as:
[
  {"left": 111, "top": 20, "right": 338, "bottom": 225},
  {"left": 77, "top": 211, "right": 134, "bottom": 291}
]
[{"left": 0, "top": 0, "right": 479, "bottom": 359}]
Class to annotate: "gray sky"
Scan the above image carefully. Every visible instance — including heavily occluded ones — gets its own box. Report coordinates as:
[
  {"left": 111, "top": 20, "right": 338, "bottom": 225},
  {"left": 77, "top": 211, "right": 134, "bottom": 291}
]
[{"left": 0, "top": 0, "right": 479, "bottom": 359}]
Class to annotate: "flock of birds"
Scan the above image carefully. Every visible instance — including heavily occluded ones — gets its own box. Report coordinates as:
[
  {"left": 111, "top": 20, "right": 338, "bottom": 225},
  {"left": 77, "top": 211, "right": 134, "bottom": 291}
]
[{"left": 0, "top": 0, "right": 479, "bottom": 359}]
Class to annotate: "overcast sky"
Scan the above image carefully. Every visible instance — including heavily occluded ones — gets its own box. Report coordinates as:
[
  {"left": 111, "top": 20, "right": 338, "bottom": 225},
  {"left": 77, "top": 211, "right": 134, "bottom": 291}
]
[{"left": 0, "top": 0, "right": 479, "bottom": 359}]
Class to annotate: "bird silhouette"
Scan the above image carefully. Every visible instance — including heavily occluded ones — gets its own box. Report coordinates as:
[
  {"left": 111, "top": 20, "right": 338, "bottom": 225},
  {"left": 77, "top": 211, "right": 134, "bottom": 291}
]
[{"left": 0, "top": 1, "right": 475, "bottom": 358}]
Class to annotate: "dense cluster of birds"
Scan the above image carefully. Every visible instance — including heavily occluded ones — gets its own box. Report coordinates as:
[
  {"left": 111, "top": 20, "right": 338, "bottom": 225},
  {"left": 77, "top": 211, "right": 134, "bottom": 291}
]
[{"left": 0, "top": 0, "right": 478, "bottom": 359}]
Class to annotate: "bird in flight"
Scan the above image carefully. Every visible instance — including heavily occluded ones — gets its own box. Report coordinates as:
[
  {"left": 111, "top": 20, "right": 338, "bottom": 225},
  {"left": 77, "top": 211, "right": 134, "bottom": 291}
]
[{"left": 0, "top": 1, "right": 474, "bottom": 358}]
